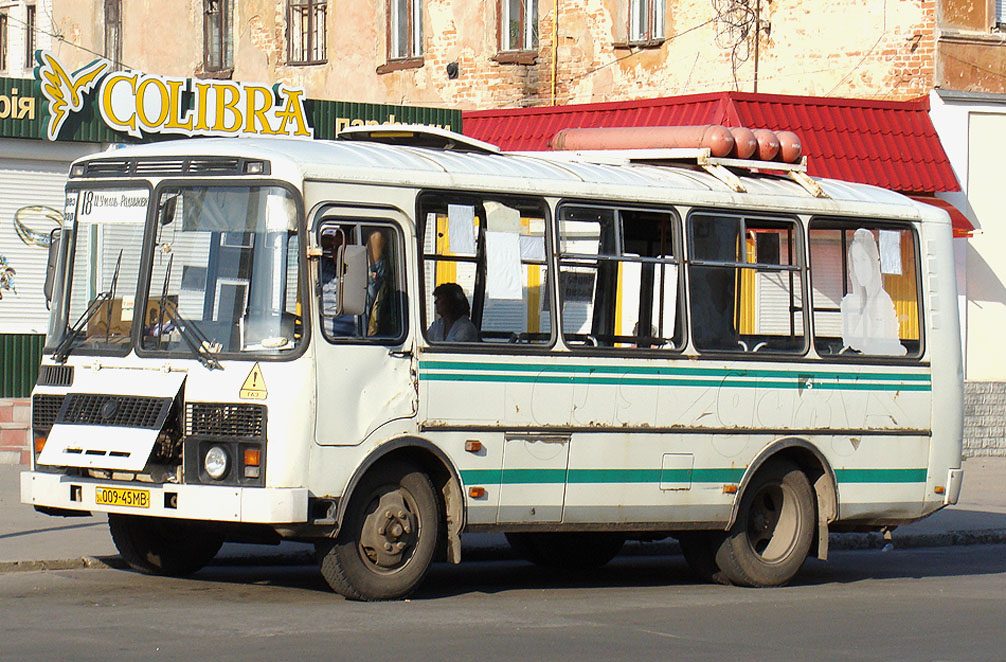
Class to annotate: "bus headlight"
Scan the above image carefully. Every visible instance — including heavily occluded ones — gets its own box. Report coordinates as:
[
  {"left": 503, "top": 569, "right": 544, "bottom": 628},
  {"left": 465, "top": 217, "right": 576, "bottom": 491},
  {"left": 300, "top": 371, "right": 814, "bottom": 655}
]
[{"left": 204, "top": 446, "right": 229, "bottom": 480}]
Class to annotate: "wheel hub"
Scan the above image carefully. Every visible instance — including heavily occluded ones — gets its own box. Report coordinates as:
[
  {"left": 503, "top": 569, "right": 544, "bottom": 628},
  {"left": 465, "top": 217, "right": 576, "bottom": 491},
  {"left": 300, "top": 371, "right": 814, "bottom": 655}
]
[{"left": 359, "top": 491, "right": 417, "bottom": 569}]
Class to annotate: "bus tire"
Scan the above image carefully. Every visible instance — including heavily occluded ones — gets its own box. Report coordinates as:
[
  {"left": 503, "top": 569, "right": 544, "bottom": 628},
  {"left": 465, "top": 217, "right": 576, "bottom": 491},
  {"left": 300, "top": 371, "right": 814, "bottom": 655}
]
[
  {"left": 714, "top": 460, "right": 815, "bottom": 587},
  {"left": 108, "top": 514, "right": 222, "bottom": 577},
  {"left": 318, "top": 460, "right": 439, "bottom": 601},
  {"left": 505, "top": 532, "right": 625, "bottom": 571},
  {"left": 676, "top": 532, "right": 730, "bottom": 585}
]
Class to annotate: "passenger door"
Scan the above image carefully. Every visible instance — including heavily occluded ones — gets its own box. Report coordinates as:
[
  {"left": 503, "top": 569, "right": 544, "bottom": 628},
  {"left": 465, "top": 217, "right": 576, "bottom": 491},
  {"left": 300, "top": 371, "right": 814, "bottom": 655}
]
[{"left": 312, "top": 205, "right": 416, "bottom": 446}]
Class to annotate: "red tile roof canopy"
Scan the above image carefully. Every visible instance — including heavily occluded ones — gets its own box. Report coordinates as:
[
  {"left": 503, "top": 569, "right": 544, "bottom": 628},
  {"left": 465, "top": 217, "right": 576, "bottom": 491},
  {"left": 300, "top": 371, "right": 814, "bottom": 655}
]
[{"left": 463, "top": 91, "right": 960, "bottom": 193}]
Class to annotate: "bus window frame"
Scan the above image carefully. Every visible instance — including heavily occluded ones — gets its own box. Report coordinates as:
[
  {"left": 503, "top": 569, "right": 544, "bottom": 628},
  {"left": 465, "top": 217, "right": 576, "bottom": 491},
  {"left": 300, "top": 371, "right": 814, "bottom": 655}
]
[
  {"left": 685, "top": 208, "right": 810, "bottom": 359},
  {"left": 313, "top": 214, "right": 410, "bottom": 347},
  {"left": 807, "top": 216, "right": 926, "bottom": 363},
  {"left": 416, "top": 190, "right": 557, "bottom": 353},
  {"left": 133, "top": 178, "right": 311, "bottom": 364},
  {"left": 554, "top": 199, "right": 686, "bottom": 357}
]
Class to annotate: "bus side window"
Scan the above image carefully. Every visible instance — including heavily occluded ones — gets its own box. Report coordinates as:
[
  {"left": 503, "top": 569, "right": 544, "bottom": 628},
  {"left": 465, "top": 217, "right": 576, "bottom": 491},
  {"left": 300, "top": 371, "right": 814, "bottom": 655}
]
[
  {"left": 809, "top": 222, "right": 920, "bottom": 358},
  {"left": 318, "top": 222, "right": 405, "bottom": 342},
  {"left": 419, "top": 195, "right": 552, "bottom": 345},
  {"left": 688, "top": 213, "right": 806, "bottom": 354},
  {"left": 557, "top": 205, "right": 682, "bottom": 350}
]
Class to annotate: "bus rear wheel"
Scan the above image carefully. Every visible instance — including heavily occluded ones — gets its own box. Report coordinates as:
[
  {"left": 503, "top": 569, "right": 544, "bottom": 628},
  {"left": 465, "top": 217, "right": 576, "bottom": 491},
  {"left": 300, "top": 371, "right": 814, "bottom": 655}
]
[
  {"left": 317, "top": 460, "right": 440, "bottom": 601},
  {"left": 505, "top": 532, "right": 625, "bottom": 571},
  {"left": 108, "top": 514, "right": 223, "bottom": 577},
  {"left": 714, "top": 459, "right": 815, "bottom": 587}
]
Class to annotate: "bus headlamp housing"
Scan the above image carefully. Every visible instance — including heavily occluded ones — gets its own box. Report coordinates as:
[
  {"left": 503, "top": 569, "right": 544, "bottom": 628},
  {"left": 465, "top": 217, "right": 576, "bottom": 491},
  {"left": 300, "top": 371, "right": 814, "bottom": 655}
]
[{"left": 204, "top": 446, "right": 229, "bottom": 480}]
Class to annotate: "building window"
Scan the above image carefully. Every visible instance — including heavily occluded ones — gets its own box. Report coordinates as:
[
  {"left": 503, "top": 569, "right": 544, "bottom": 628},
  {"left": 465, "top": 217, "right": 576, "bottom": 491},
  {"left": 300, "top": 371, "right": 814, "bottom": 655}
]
[
  {"left": 288, "top": 0, "right": 326, "bottom": 64},
  {"left": 24, "top": 4, "right": 35, "bottom": 69},
  {"left": 389, "top": 0, "right": 422, "bottom": 60},
  {"left": 204, "top": 0, "right": 233, "bottom": 73},
  {"left": 500, "top": 0, "right": 537, "bottom": 52},
  {"left": 0, "top": 12, "right": 7, "bottom": 72},
  {"left": 997, "top": 0, "right": 1006, "bottom": 27},
  {"left": 105, "top": 0, "right": 122, "bottom": 68},
  {"left": 628, "top": 0, "right": 664, "bottom": 43}
]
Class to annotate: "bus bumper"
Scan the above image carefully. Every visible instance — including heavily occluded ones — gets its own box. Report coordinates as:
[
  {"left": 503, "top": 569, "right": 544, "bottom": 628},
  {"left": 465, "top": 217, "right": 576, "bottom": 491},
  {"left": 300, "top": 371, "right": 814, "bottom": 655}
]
[
  {"left": 20, "top": 471, "right": 309, "bottom": 524},
  {"left": 945, "top": 468, "right": 964, "bottom": 506}
]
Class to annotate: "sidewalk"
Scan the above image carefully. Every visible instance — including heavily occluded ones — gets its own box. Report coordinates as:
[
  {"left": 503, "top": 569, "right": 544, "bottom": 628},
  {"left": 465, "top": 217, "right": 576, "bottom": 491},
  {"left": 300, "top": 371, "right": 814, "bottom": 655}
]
[{"left": 2, "top": 457, "right": 1005, "bottom": 572}]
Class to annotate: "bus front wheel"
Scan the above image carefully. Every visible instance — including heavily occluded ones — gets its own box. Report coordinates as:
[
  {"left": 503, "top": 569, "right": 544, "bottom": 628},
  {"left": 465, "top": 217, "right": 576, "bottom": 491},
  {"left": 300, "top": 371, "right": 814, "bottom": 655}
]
[
  {"left": 108, "top": 514, "right": 223, "bottom": 577},
  {"left": 714, "top": 459, "right": 815, "bottom": 587},
  {"left": 318, "top": 460, "right": 440, "bottom": 601}
]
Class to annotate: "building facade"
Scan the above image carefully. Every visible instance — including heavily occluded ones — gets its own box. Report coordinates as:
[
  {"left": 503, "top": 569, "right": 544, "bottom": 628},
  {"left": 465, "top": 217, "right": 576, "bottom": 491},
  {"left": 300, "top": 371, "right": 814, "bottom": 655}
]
[{"left": 27, "top": 0, "right": 942, "bottom": 109}]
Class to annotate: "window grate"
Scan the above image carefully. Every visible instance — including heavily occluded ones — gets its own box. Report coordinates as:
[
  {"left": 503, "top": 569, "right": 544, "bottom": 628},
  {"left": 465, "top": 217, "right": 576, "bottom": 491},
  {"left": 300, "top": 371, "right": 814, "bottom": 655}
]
[
  {"left": 32, "top": 394, "right": 65, "bottom": 433},
  {"left": 186, "top": 402, "right": 266, "bottom": 439},
  {"left": 56, "top": 394, "right": 172, "bottom": 429}
]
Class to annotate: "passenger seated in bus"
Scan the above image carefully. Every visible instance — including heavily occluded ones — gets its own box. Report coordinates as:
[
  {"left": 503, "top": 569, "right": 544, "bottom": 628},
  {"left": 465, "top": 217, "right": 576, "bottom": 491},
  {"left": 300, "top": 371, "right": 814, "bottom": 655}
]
[
  {"left": 321, "top": 228, "right": 395, "bottom": 338},
  {"left": 365, "top": 230, "right": 393, "bottom": 337},
  {"left": 427, "top": 283, "right": 479, "bottom": 342},
  {"left": 840, "top": 228, "right": 906, "bottom": 356}
]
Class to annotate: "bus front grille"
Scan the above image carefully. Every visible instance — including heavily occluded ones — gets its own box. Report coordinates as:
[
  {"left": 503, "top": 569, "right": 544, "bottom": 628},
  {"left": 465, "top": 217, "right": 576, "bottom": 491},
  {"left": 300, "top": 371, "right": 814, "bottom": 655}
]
[
  {"left": 185, "top": 403, "right": 267, "bottom": 440},
  {"left": 56, "top": 394, "right": 172, "bottom": 430},
  {"left": 32, "top": 394, "right": 65, "bottom": 433}
]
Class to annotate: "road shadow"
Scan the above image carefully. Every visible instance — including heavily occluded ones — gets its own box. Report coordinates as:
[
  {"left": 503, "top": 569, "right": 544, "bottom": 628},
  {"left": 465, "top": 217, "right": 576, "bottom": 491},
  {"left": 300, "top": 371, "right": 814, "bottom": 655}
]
[{"left": 164, "top": 542, "right": 1006, "bottom": 599}]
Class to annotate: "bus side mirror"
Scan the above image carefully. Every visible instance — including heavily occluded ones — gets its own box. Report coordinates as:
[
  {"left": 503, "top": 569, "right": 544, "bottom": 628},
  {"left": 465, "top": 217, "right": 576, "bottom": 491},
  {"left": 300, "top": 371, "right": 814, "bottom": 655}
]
[
  {"left": 44, "top": 229, "right": 61, "bottom": 308},
  {"left": 159, "top": 194, "right": 178, "bottom": 225},
  {"left": 337, "top": 245, "right": 368, "bottom": 316}
]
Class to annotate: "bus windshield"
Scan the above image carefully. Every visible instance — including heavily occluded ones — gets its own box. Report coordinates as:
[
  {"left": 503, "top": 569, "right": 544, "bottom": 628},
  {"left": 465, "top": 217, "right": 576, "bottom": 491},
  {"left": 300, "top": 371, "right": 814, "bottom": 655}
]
[
  {"left": 140, "top": 185, "right": 303, "bottom": 357},
  {"left": 47, "top": 187, "right": 151, "bottom": 357}
]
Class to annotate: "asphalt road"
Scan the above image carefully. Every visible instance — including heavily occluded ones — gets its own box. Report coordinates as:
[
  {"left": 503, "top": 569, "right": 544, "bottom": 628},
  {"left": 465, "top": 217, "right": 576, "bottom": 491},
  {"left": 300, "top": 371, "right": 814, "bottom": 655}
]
[{"left": 2, "top": 544, "right": 1004, "bottom": 661}]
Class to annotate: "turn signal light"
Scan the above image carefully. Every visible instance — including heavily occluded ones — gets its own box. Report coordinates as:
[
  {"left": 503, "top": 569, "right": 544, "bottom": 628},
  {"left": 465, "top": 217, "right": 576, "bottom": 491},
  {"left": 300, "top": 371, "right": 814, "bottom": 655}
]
[
  {"left": 243, "top": 448, "right": 262, "bottom": 467},
  {"left": 464, "top": 440, "right": 482, "bottom": 452},
  {"left": 934, "top": 486, "right": 946, "bottom": 495},
  {"left": 33, "top": 435, "right": 47, "bottom": 454},
  {"left": 468, "top": 486, "right": 486, "bottom": 498},
  {"left": 723, "top": 484, "right": 738, "bottom": 494}
]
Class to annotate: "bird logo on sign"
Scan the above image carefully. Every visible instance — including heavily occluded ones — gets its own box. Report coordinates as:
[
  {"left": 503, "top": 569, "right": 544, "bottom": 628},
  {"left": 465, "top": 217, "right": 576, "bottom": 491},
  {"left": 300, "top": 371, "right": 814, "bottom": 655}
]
[{"left": 35, "top": 52, "right": 109, "bottom": 141}]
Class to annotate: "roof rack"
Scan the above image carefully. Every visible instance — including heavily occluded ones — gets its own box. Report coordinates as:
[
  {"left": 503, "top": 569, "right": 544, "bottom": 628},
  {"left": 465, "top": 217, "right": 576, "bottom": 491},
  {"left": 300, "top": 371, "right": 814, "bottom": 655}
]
[
  {"left": 514, "top": 148, "right": 829, "bottom": 198},
  {"left": 336, "top": 124, "right": 502, "bottom": 155}
]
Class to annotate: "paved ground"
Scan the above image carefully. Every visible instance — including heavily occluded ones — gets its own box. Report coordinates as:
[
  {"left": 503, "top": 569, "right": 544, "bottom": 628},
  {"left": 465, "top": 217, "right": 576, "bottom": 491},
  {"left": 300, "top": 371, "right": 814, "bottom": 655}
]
[
  {"left": 2, "top": 457, "right": 1005, "bottom": 570},
  {"left": 1, "top": 544, "right": 1004, "bottom": 661}
]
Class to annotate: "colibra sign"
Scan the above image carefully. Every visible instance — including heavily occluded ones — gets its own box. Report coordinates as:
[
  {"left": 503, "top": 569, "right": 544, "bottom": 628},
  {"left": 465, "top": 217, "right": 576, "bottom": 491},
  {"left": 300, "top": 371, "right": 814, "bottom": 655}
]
[{"left": 34, "top": 51, "right": 313, "bottom": 141}]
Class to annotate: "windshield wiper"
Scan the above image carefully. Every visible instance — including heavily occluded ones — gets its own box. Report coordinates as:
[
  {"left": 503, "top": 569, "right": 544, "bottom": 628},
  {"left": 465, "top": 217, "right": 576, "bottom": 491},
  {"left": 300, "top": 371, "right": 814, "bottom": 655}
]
[
  {"left": 157, "top": 298, "right": 223, "bottom": 371},
  {"left": 104, "top": 250, "right": 123, "bottom": 343},
  {"left": 52, "top": 291, "right": 111, "bottom": 363}
]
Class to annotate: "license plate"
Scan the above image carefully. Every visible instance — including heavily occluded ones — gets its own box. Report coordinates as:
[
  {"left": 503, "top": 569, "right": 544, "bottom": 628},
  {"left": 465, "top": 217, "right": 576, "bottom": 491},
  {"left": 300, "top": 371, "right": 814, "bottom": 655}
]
[{"left": 95, "top": 486, "right": 150, "bottom": 508}]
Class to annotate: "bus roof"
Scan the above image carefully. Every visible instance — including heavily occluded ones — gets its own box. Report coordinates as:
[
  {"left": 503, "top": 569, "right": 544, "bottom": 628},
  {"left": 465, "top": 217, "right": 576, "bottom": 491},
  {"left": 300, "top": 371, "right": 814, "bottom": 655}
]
[{"left": 74, "top": 136, "right": 951, "bottom": 226}]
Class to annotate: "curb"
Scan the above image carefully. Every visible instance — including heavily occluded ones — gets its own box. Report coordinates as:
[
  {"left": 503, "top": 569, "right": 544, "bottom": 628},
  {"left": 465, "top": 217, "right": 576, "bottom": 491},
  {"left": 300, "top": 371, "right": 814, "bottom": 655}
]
[{"left": 3, "top": 529, "right": 1005, "bottom": 574}]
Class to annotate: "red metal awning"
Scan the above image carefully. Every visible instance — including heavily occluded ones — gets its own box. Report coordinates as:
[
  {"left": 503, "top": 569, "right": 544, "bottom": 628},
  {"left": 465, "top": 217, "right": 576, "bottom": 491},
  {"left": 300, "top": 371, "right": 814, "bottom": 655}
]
[
  {"left": 908, "top": 195, "right": 976, "bottom": 237},
  {"left": 463, "top": 91, "right": 961, "bottom": 194}
]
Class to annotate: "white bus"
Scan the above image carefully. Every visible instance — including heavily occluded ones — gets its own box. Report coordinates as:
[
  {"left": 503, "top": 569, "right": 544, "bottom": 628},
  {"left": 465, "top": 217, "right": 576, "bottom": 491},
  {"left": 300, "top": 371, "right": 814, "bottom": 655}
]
[{"left": 22, "top": 127, "right": 963, "bottom": 600}]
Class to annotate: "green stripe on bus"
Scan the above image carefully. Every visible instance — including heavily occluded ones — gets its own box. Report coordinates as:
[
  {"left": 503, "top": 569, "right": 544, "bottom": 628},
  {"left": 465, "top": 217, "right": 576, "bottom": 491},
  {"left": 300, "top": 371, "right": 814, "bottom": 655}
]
[
  {"left": 421, "top": 372, "right": 931, "bottom": 391},
  {"left": 418, "top": 360, "right": 932, "bottom": 383},
  {"left": 834, "top": 468, "right": 928, "bottom": 483},
  {"left": 459, "top": 467, "right": 927, "bottom": 485}
]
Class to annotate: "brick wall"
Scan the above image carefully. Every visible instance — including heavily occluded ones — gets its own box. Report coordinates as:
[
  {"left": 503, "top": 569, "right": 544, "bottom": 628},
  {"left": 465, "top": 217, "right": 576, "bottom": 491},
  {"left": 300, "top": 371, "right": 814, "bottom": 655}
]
[
  {"left": 0, "top": 398, "right": 30, "bottom": 465},
  {"left": 963, "top": 382, "right": 1006, "bottom": 457}
]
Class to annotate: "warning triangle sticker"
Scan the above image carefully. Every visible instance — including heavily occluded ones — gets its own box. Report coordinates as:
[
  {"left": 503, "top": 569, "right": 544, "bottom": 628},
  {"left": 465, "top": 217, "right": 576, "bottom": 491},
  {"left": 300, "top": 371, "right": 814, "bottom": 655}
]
[{"left": 239, "top": 363, "right": 268, "bottom": 400}]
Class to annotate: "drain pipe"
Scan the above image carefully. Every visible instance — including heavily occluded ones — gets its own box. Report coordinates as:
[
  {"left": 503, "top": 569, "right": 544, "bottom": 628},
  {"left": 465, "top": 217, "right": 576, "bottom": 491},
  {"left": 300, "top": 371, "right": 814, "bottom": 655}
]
[{"left": 551, "top": 0, "right": 558, "bottom": 105}]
